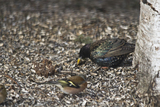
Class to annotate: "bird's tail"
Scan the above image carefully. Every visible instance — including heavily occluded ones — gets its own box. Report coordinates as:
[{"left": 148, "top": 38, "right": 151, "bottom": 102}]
[{"left": 36, "top": 80, "right": 58, "bottom": 85}]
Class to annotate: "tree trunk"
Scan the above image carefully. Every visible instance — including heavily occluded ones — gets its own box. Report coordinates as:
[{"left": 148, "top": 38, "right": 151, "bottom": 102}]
[{"left": 133, "top": 0, "right": 160, "bottom": 94}]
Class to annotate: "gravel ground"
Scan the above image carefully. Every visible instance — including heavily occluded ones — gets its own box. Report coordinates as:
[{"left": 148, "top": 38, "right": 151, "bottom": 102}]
[{"left": 1, "top": 0, "right": 159, "bottom": 106}]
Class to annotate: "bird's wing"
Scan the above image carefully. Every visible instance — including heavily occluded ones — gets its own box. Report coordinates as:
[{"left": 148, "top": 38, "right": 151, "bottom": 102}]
[
  {"left": 91, "top": 39, "right": 134, "bottom": 58},
  {"left": 68, "top": 76, "right": 86, "bottom": 85},
  {"left": 104, "top": 43, "right": 135, "bottom": 57}
]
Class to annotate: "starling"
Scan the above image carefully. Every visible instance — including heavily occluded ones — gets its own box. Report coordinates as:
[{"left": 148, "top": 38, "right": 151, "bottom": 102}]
[{"left": 77, "top": 38, "right": 135, "bottom": 67}]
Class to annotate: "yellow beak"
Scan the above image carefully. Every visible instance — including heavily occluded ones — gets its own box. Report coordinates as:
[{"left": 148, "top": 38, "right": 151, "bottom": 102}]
[{"left": 77, "top": 58, "right": 81, "bottom": 65}]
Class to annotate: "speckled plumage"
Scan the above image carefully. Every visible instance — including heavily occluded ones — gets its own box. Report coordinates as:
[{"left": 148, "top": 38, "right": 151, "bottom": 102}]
[{"left": 79, "top": 39, "right": 135, "bottom": 67}]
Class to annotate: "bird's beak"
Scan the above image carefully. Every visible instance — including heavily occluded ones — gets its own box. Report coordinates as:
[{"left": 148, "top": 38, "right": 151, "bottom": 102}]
[{"left": 77, "top": 57, "right": 81, "bottom": 65}]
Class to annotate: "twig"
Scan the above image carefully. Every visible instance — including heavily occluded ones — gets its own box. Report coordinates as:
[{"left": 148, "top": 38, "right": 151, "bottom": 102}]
[{"left": 4, "top": 74, "right": 21, "bottom": 88}]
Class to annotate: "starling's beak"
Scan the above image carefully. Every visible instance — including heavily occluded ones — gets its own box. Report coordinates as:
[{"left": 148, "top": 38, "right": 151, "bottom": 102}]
[{"left": 77, "top": 57, "right": 81, "bottom": 65}]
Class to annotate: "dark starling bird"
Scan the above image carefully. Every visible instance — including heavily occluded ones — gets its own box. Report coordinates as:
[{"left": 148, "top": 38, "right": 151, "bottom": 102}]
[{"left": 77, "top": 38, "right": 135, "bottom": 67}]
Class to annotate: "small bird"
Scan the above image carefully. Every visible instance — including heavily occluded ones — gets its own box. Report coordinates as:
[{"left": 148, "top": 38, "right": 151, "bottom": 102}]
[
  {"left": 0, "top": 85, "right": 7, "bottom": 104},
  {"left": 36, "top": 74, "right": 87, "bottom": 94},
  {"left": 77, "top": 38, "right": 135, "bottom": 67}
]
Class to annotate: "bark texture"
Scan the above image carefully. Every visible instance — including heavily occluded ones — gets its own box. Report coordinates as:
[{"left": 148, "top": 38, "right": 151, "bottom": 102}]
[{"left": 133, "top": 0, "right": 160, "bottom": 93}]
